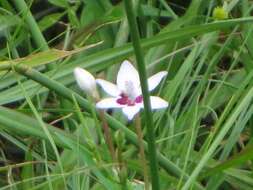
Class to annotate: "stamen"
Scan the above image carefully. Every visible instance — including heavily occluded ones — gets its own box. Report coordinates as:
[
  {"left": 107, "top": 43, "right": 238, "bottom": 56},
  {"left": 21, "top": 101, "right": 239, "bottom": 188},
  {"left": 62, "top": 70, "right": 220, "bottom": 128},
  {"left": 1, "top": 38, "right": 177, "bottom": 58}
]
[
  {"left": 116, "top": 94, "right": 128, "bottom": 105},
  {"left": 124, "top": 81, "right": 138, "bottom": 100},
  {"left": 135, "top": 96, "right": 143, "bottom": 103},
  {"left": 116, "top": 93, "right": 137, "bottom": 106}
]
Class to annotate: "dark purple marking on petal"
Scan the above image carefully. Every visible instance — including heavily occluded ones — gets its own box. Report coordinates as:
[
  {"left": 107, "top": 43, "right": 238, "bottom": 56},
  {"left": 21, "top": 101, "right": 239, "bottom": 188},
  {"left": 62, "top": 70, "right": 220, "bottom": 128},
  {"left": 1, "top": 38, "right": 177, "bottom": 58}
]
[
  {"left": 135, "top": 96, "right": 143, "bottom": 103},
  {"left": 116, "top": 96, "right": 128, "bottom": 105},
  {"left": 116, "top": 93, "right": 137, "bottom": 106}
]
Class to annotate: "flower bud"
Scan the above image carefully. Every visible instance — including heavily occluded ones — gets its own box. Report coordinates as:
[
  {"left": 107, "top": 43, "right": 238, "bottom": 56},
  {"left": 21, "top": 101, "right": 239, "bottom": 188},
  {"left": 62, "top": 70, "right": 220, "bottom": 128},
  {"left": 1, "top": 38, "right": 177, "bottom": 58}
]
[{"left": 74, "top": 67, "right": 99, "bottom": 99}]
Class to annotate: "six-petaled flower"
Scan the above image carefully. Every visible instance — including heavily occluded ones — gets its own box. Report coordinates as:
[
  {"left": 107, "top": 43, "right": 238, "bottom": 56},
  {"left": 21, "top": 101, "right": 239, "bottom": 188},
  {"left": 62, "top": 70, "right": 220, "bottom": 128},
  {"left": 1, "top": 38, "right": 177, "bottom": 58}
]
[{"left": 96, "top": 60, "right": 168, "bottom": 120}]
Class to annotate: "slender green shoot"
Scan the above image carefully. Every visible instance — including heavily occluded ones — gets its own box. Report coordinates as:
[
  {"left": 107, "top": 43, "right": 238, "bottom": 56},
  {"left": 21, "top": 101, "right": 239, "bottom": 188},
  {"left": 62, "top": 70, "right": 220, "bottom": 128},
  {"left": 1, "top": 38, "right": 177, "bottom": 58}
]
[{"left": 124, "top": 0, "right": 160, "bottom": 189}]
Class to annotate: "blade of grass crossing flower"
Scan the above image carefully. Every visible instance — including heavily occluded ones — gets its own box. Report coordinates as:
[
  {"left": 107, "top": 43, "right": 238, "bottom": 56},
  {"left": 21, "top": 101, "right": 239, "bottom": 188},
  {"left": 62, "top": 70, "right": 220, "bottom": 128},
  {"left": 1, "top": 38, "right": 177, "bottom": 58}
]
[{"left": 124, "top": 0, "right": 160, "bottom": 189}]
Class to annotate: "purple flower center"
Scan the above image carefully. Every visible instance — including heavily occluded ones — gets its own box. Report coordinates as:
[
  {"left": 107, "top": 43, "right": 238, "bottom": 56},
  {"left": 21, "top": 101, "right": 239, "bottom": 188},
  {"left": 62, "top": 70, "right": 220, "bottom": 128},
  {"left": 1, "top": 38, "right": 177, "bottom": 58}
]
[{"left": 116, "top": 93, "right": 143, "bottom": 106}]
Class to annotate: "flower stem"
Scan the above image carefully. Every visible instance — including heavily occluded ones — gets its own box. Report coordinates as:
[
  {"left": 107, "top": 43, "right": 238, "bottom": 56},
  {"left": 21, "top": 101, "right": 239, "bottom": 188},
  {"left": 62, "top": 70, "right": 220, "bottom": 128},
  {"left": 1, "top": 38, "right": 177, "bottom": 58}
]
[
  {"left": 135, "top": 115, "right": 149, "bottom": 190},
  {"left": 92, "top": 95, "right": 116, "bottom": 162},
  {"left": 123, "top": 0, "right": 160, "bottom": 189},
  {"left": 99, "top": 110, "right": 116, "bottom": 162}
]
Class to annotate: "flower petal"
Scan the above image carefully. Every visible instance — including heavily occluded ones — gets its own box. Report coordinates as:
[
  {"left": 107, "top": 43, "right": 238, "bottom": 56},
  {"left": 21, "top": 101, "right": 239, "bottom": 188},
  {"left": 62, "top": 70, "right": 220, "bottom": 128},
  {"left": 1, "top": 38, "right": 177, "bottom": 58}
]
[
  {"left": 150, "top": 96, "right": 168, "bottom": 109},
  {"left": 122, "top": 106, "right": 141, "bottom": 120},
  {"left": 148, "top": 71, "right": 168, "bottom": 91},
  {"left": 74, "top": 67, "right": 97, "bottom": 97},
  {"left": 96, "top": 98, "right": 124, "bottom": 109},
  {"left": 96, "top": 79, "right": 120, "bottom": 97},
  {"left": 117, "top": 60, "right": 140, "bottom": 91},
  {"left": 135, "top": 86, "right": 142, "bottom": 96}
]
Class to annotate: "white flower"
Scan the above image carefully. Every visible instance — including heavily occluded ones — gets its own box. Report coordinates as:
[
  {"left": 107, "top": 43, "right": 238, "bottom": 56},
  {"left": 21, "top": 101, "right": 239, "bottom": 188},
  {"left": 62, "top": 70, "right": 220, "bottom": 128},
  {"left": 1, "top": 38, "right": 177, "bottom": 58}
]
[
  {"left": 74, "top": 67, "right": 99, "bottom": 99},
  {"left": 96, "top": 60, "right": 168, "bottom": 120}
]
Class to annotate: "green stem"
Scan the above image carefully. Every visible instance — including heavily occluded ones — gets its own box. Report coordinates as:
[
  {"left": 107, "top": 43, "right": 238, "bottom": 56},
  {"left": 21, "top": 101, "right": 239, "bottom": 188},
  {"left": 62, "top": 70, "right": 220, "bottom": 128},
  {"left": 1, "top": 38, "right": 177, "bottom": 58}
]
[
  {"left": 93, "top": 95, "right": 116, "bottom": 162},
  {"left": 135, "top": 116, "right": 149, "bottom": 190},
  {"left": 123, "top": 0, "right": 160, "bottom": 189},
  {"left": 99, "top": 111, "right": 116, "bottom": 162}
]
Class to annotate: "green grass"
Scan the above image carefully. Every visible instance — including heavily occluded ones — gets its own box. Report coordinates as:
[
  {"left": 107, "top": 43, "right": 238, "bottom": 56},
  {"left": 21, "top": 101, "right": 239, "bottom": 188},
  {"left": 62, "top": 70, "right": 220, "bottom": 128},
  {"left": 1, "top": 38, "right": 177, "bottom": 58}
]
[{"left": 1, "top": 0, "right": 253, "bottom": 189}]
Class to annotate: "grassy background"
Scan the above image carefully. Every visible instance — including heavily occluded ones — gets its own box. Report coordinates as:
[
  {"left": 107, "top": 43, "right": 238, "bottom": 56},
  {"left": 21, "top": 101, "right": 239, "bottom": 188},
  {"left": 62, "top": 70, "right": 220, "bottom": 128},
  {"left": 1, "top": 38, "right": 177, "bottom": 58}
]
[{"left": 1, "top": 0, "right": 253, "bottom": 189}]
